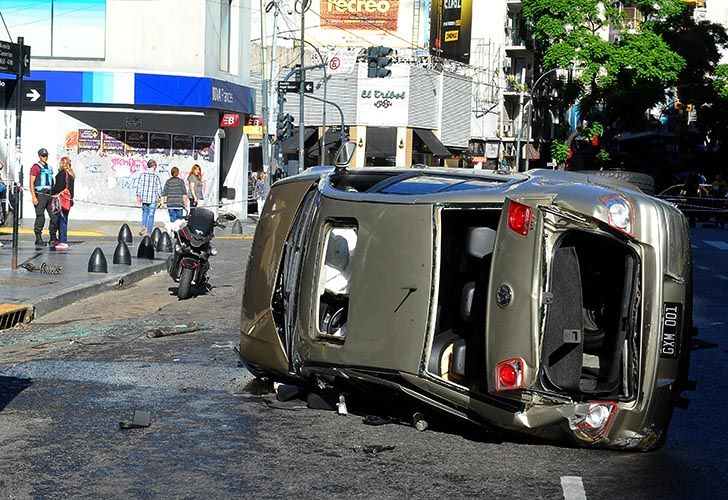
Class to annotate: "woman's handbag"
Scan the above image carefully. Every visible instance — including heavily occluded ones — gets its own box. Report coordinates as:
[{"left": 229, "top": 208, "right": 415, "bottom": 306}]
[{"left": 59, "top": 172, "right": 72, "bottom": 211}]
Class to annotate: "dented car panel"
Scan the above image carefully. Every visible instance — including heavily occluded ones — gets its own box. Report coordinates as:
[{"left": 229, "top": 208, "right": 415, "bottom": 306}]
[{"left": 238, "top": 167, "right": 692, "bottom": 450}]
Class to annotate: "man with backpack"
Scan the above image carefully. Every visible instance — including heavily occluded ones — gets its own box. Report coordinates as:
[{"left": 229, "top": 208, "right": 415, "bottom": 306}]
[{"left": 29, "top": 148, "right": 58, "bottom": 248}]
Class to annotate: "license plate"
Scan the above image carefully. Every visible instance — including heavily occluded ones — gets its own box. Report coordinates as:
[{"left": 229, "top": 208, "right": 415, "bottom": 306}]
[{"left": 660, "top": 302, "right": 682, "bottom": 359}]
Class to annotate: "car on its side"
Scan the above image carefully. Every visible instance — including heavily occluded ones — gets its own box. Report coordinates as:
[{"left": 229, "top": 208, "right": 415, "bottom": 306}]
[{"left": 238, "top": 156, "right": 694, "bottom": 451}]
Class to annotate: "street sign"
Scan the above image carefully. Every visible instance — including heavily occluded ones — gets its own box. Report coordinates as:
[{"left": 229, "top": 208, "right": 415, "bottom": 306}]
[
  {"left": 220, "top": 113, "right": 240, "bottom": 128},
  {"left": 0, "top": 41, "right": 31, "bottom": 76},
  {"left": 0, "top": 79, "right": 46, "bottom": 111},
  {"left": 277, "top": 81, "right": 314, "bottom": 93}
]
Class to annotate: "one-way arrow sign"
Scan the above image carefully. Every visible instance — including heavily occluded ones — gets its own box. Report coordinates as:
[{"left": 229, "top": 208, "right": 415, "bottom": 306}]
[
  {"left": 277, "top": 80, "right": 315, "bottom": 94},
  {"left": 0, "top": 79, "right": 46, "bottom": 111}
]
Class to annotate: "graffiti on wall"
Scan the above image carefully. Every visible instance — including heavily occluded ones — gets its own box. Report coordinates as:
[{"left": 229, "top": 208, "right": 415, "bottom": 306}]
[{"left": 63, "top": 128, "right": 216, "bottom": 212}]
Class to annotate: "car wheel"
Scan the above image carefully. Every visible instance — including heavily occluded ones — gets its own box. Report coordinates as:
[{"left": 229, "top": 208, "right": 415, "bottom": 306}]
[{"left": 581, "top": 170, "right": 655, "bottom": 195}]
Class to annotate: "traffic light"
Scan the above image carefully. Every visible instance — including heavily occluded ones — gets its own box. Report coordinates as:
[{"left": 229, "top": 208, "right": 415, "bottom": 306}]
[
  {"left": 276, "top": 113, "right": 295, "bottom": 139},
  {"left": 367, "top": 46, "right": 393, "bottom": 78}
]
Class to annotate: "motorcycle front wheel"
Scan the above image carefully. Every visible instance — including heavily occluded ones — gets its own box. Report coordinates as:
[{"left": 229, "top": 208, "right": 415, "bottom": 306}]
[{"left": 178, "top": 267, "right": 194, "bottom": 300}]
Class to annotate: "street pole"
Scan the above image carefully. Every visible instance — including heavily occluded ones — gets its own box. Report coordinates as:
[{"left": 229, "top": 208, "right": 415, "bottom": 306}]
[
  {"left": 524, "top": 67, "right": 559, "bottom": 171},
  {"left": 515, "top": 67, "right": 525, "bottom": 172},
  {"left": 259, "top": 0, "right": 270, "bottom": 174},
  {"left": 298, "top": 4, "right": 305, "bottom": 172},
  {"left": 269, "top": 2, "right": 280, "bottom": 172},
  {"left": 11, "top": 36, "right": 24, "bottom": 270}
]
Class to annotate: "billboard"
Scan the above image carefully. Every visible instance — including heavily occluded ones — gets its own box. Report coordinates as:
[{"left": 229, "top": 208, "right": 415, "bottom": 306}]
[
  {"left": 429, "top": 0, "right": 472, "bottom": 64},
  {"left": 320, "top": 0, "right": 400, "bottom": 31}
]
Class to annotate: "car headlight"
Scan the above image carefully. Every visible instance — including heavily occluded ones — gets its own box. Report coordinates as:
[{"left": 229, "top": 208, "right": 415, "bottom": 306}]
[{"left": 601, "top": 194, "right": 634, "bottom": 237}]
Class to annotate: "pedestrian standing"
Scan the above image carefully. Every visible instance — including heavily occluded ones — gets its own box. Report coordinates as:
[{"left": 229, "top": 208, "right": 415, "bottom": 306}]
[
  {"left": 30, "top": 148, "right": 59, "bottom": 248},
  {"left": 51, "top": 157, "right": 75, "bottom": 250},
  {"left": 162, "top": 166, "right": 188, "bottom": 222},
  {"left": 187, "top": 164, "right": 204, "bottom": 208},
  {"left": 136, "top": 159, "right": 162, "bottom": 236},
  {"left": 255, "top": 171, "right": 269, "bottom": 215}
]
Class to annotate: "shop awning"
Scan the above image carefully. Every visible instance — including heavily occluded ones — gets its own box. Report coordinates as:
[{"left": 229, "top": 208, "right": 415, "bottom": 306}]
[
  {"left": 280, "top": 128, "right": 317, "bottom": 154},
  {"left": 366, "top": 127, "right": 396, "bottom": 158},
  {"left": 413, "top": 128, "right": 451, "bottom": 157}
]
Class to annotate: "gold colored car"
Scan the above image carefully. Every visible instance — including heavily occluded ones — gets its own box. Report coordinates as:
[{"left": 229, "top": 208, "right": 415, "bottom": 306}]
[{"left": 238, "top": 153, "right": 694, "bottom": 451}]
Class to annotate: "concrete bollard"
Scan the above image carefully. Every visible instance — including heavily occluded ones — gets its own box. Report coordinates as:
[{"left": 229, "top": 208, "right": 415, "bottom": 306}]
[
  {"left": 88, "top": 247, "right": 108, "bottom": 273},
  {"left": 113, "top": 240, "right": 132, "bottom": 265},
  {"left": 118, "top": 223, "right": 133, "bottom": 244},
  {"left": 157, "top": 232, "right": 173, "bottom": 253},
  {"left": 137, "top": 235, "right": 156, "bottom": 260},
  {"left": 231, "top": 219, "right": 243, "bottom": 235},
  {"left": 151, "top": 227, "right": 162, "bottom": 248}
]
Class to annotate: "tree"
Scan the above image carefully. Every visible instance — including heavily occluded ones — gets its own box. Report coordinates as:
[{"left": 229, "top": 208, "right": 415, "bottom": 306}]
[{"left": 522, "top": 0, "right": 686, "bottom": 158}]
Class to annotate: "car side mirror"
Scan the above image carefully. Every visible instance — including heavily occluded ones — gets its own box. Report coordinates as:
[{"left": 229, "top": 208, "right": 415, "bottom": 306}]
[{"left": 334, "top": 141, "right": 356, "bottom": 172}]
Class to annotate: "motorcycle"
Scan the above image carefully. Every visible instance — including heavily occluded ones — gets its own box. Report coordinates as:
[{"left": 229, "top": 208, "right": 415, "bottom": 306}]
[{"left": 166, "top": 208, "right": 235, "bottom": 299}]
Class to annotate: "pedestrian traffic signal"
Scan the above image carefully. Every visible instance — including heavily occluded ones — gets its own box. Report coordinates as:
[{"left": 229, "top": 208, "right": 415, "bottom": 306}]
[
  {"left": 276, "top": 113, "right": 295, "bottom": 139},
  {"left": 367, "top": 46, "right": 393, "bottom": 78}
]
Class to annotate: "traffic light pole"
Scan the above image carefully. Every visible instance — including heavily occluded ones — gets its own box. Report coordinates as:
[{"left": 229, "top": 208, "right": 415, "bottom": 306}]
[
  {"left": 303, "top": 94, "right": 346, "bottom": 146},
  {"left": 298, "top": 5, "right": 305, "bottom": 173},
  {"left": 11, "top": 36, "right": 25, "bottom": 270}
]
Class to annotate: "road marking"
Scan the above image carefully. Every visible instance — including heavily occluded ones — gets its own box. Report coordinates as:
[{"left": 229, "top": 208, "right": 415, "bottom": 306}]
[
  {"left": 691, "top": 244, "right": 698, "bottom": 249},
  {"left": 717, "top": 275, "right": 728, "bottom": 281},
  {"left": 0, "top": 227, "right": 104, "bottom": 237},
  {"left": 561, "top": 476, "right": 587, "bottom": 500},
  {"left": 704, "top": 240, "right": 728, "bottom": 250}
]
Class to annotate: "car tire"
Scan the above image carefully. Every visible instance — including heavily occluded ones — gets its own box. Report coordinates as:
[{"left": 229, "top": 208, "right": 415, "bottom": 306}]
[
  {"left": 178, "top": 267, "right": 194, "bottom": 300},
  {"left": 581, "top": 170, "right": 655, "bottom": 195}
]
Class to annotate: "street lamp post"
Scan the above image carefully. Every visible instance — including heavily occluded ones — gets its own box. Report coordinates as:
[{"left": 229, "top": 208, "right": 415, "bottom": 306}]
[{"left": 523, "top": 67, "right": 559, "bottom": 171}]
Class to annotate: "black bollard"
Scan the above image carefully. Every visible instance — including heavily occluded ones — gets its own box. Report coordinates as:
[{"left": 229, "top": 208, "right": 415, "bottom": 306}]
[
  {"left": 88, "top": 247, "right": 108, "bottom": 273},
  {"left": 118, "top": 223, "right": 133, "bottom": 244},
  {"left": 231, "top": 219, "right": 243, "bottom": 235},
  {"left": 151, "top": 227, "right": 162, "bottom": 248},
  {"left": 113, "top": 240, "right": 132, "bottom": 265},
  {"left": 137, "top": 235, "right": 156, "bottom": 260},
  {"left": 157, "top": 231, "right": 173, "bottom": 252}
]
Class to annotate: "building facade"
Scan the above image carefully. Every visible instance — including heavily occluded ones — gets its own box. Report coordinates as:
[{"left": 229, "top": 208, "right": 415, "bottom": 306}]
[{"left": 0, "top": 0, "right": 255, "bottom": 220}]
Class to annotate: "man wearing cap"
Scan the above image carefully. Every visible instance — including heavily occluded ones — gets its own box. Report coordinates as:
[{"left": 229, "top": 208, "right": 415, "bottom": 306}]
[
  {"left": 135, "top": 159, "right": 162, "bottom": 236},
  {"left": 29, "top": 148, "right": 58, "bottom": 248}
]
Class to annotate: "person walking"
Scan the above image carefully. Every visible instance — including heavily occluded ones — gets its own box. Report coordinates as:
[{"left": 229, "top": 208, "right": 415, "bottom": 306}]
[
  {"left": 136, "top": 159, "right": 162, "bottom": 236},
  {"left": 29, "top": 148, "right": 59, "bottom": 248},
  {"left": 255, "top": 171, "right": 269, "bottom": 215},
  {"left": 187, "top": 164, "right": 204, "bottom": 208},
  {"left": 162, "top": 166, "right": 188, "bottom": 222},
  {"left": 51, "top": 157, "right": 75, "bottom": 250}
]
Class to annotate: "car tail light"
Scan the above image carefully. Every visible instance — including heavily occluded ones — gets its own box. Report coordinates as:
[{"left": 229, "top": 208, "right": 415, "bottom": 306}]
[
  {"left": 495, "top": 358, "right": 525, "bottom": 391},
  {"left": 508, "top": 200, "right": 533, "bottom": 235},
  {"left": 571, "top": 402, "right": 618, "bottom": 440},
  {"left": 601, "top": 194, "right": 634, "bottom": 237}
]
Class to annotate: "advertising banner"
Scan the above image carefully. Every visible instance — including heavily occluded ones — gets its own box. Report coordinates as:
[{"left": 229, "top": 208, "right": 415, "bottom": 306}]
[
  {"left": 429, "top": 0, "right": 472, "bottom": 64},
  {"left": 125, "top": 131, "right": 149, "bottom": 156},
  {"left": 102, "top": 130, "right": 125, "bottom": 155},
  {"left": 77, "top": 128, "right": 101, "bottom": 153},
  {"left": 356, "top": 64, "right": 410, "bottom": 126},
  {"left": 172, "top": 134, "right": 194, "bottom": 157},
  {"left": 320, "top": 0, "right": 399, "bottom": 31}
]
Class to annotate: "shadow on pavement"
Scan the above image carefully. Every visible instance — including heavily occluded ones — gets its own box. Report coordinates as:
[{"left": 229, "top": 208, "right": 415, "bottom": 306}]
[{"left": 0, "top": 376, "right": 32, "bottom": 411}]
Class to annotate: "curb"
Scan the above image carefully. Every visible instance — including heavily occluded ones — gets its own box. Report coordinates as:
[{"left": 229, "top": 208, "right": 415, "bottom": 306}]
[{"left": 32, "top": 260, "right": 167, "bottom": 319}]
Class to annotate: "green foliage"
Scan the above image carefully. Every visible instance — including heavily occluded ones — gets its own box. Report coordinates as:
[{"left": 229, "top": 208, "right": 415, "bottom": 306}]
[
  {"left": 595, "top": 148, "right": 611, "bottom": 166},
  {"left": 715, "top": 65, "right": 728, "bottom": 100},
  {"left": 523, "top": 0, "right": 686, "bottom": 132},
  {"left": 583, "top": 122, "right": 604, "bottom": 138},
  {"left": 551, "top": 142, "right": 570, "bottom": 164}
]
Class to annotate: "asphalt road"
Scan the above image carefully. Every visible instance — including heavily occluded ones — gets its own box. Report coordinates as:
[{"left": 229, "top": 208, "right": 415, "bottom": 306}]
[{"left": 1, "top": 229, "right": 727, "bottom": 499}]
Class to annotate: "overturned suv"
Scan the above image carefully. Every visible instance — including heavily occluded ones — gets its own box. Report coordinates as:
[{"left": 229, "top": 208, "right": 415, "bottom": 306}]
[{"left": 238, "top": 160, "right": 693, "bottom": 450}]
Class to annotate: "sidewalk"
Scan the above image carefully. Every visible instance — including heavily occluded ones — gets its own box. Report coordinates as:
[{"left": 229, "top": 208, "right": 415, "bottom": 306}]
[{"left": 0, "top": 217, "right": 257, "bottom": 323}]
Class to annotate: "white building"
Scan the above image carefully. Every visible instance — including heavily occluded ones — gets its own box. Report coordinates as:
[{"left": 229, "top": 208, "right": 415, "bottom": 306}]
[{"left": 0, "top": 0, "right": 255, "bottom": 220}]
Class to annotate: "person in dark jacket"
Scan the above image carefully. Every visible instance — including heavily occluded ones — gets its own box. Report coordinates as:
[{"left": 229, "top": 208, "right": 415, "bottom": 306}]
[
  {"left": 162, "top": 166, "right": 188, "bottom": 222},
  {"left": 51, "top": 156, "right": 75, "bottom": 250}
]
